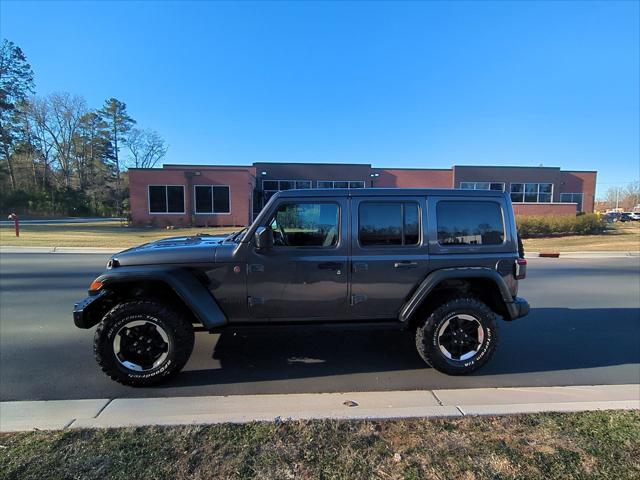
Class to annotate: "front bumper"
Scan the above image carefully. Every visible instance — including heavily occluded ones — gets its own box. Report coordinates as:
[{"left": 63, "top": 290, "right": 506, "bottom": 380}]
[
  {"left": 73, "top": 289, "right": 108, "bottom": 328},
  {"left": 504, "top": 296, "right": 530, "bottom": 321}
]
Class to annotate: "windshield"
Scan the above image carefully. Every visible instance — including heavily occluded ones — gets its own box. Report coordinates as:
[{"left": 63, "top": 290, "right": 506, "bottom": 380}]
[{"left": 226, "top": 227, "right": 248, "bottom": 242}]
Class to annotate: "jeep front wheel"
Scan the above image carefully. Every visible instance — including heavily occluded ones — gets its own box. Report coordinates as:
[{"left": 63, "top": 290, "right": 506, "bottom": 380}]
[
  {"left": 415, "top": 297, "right": 498, "bottom": 375},
  {"left": 94, "top": 301, "right": 194, "bottom": 386}
]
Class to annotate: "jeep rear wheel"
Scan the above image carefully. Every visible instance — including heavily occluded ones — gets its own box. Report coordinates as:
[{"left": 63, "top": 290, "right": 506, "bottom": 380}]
[
  {"left": 415, "top": 297, "right": 498, "bottom": 375},
  {"left": 94, "top": 301, "right": 194, "bottom": 386}
]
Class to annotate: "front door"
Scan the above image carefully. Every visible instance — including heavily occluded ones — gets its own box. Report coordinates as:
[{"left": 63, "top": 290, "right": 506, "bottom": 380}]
[{"left": 247, "top": 197, "right": 349, "bottom": 320}]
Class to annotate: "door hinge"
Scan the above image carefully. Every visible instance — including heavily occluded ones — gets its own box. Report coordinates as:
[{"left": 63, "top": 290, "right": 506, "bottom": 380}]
[
  {"left": 248, "top": 296, "right": 264, "bottom": 307},
  {"left": 352, "top": 262, "right": 368, "bottom": 273},
  {"left": 249, "top": 264, "right": 264, "bottom": 273},
  {"left": 350, "top": 294, "right": 368, "bottom": 306}
]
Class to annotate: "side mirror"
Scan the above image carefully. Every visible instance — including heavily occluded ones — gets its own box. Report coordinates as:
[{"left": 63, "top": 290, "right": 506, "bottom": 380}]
[{"left": 255, "top": 226, "right": 274, "bottom": 250}]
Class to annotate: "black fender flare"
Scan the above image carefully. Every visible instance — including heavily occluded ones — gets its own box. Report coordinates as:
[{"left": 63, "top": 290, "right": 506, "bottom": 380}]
[
  {"left": 93, "top": 266, "right": 228, "bottom": 329},
  {"left": 398, "top": 267, "right": 520, "bottom": 323}
]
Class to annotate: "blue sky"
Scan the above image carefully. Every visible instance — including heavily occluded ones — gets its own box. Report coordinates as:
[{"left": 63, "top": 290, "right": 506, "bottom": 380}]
[{"left": 2, "top": 1, "right": 638, "bottom": 196}]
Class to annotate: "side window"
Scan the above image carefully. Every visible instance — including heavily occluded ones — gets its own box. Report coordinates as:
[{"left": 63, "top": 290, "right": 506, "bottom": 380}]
[
  {"left": 436, "top": 201, "right": 504, "bottom": 246},
  {"left": 359, "top": 202, "right": 420, "bottom": 246},
  {"left": 269, "top": 203, "right": 339, "bottom": 247}
]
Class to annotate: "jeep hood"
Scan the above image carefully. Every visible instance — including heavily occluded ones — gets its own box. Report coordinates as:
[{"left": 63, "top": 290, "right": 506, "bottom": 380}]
[{"left": 112, "top": 234, "right": 229, "bottom": 266}]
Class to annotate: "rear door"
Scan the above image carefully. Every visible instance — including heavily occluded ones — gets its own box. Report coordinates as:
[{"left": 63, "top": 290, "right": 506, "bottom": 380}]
[{"left": 349, "top": 196, "right": 430, "bottom": 319}]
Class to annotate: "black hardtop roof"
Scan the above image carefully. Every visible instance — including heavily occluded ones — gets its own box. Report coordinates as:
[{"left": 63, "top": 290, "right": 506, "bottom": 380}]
[{"left": 275, "top": 188, "right": 506, "bottom": 198}]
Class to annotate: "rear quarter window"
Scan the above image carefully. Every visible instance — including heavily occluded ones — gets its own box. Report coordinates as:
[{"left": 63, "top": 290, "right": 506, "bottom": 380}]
[{"left": 436, "top": 201, "right": 504, "bottom": 246}]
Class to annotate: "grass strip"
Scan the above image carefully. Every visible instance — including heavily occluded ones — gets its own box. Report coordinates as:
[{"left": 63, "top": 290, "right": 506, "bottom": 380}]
[
  {"left": 1, "top": 410, "right": 638, "bottom": 479},
  {"left": 1, "top": 221, "right": 638, "bottom": 252}
]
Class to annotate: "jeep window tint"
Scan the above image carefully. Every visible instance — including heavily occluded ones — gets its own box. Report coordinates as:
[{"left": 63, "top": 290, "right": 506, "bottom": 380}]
[
  {"left": 270, "top": 203, "right": 339, "bottom": 247},
  {"left": 437, "top": 201, "right": 504, "bottom": 246},
  {"left": 359, "top": 202, "right": 420, "bottom": 246},
  {"left": 148, "top": 185, "right": 185, "bottom": 213},
  {"left": 404, "top": 203, "right": 420, "bottom": 244},
  {"left": 195, "top": 186, "right": 230, "bottom": 214}
]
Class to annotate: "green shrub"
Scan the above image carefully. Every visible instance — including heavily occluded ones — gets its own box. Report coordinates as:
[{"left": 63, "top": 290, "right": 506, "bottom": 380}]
[{"left": 517, "top": 214, "right": 606, "bottom": 237}]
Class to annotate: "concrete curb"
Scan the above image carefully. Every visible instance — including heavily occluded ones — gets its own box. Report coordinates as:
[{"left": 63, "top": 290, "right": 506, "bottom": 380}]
[
  {"left": 2, "top": 385, "right": 638, "bottom": 432},
  {"left": 2, "top": 246, "right": 638, "bottom": 258},
  {"left": 525, "top": 251, "right": 639, "bottom": 258}
]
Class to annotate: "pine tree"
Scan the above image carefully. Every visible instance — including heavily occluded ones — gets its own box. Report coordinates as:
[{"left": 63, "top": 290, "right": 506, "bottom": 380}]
[
  {"left": 98, "top": 98, "right": 135, "bottom": 211},
  {"left": 0, "top": 39, "right": 35, "bottom": 190}
]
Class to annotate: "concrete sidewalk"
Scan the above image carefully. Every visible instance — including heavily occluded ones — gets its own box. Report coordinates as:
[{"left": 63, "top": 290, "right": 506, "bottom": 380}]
[
  {"left": 2, "top": 384, "right": 638, "bottom": 432},
  {"left": 2, "top": 245, "right": 639, "bottom": 258}
]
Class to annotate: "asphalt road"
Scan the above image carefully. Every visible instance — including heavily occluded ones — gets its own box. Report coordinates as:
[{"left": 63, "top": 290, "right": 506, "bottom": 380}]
[{"left": 1, "top": 253, "right": 638, "bottom": 401}]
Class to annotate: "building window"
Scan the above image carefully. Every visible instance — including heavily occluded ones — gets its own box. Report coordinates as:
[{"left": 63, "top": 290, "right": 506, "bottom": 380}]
[
  {"left": 560, "top": 193, "right": 584, "bottom": 212},
  {"left": 263, "top": 180, "right": 314, "bottom": 203},
  {"left": 510, "top": 183, "right": 553, "bottom": 203},
  {"left": 437, "top": 201, "right": 504, "bottom": 246},
  {"left": 317, "top": 180, "right": 366, "bottom": 189},
  {"left": 359, "top": 202, "right": 420, "bottom": 246},
  {"left": 194, "top": 185, "right": 230, "bottom": 214},
  {"left": 270, "top": 203, "right": 339, "bottom": 247},
  {"left": 460, "top": 182, "right": 505, "bottom": 191},
  {"left": 148, "top": 185, "right": 185, "bottom": 214}
]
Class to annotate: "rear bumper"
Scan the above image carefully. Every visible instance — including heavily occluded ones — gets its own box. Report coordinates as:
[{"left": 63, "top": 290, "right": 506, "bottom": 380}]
[
  {"left": 73, "top": 290, "right": 108, "bottom": 328},
  {"left": 504, "top": 296, "right": 530, "bottom": 321}
]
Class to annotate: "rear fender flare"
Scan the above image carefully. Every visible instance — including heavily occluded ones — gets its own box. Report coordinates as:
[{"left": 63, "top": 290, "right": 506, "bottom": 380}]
[{"left": 399, "top": 267, "right": 514, "bottom": 323}]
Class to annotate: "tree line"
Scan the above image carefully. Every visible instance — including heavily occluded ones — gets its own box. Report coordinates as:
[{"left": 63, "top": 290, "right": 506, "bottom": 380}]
[
  {"left": 0, "top": 39, "right": 168, "bottom": 217},
  {"left": 597, "top": 183, "right": 640, "bottom": 212}
]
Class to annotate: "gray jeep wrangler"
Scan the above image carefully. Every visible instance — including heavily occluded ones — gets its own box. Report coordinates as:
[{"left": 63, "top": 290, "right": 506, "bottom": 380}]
[{"left": 74, "top": 188, "right": 529, "bottom": 386}]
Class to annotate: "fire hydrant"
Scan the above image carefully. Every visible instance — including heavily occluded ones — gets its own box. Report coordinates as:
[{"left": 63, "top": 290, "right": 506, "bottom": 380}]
[{"left": 8, "top": 213, "right": 19, "bottom": 237}]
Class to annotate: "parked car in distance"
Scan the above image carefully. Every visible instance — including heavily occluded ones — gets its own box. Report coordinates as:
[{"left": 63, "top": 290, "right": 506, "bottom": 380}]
[
  {"left": 626, "top": 212, "right": 640, "bottom": 221},
  {"left": 74, "top": 188, "right": 530, "bottom": 386},
  {"left": 604, "top": 212, "right": 620, "bottom": 223},
  {"left": 619, "top": 212, "right": 634, "bottom": 222}
]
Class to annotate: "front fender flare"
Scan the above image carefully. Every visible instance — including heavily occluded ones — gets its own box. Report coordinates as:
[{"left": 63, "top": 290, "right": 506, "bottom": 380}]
[
  {"left": 398, "top": 267, "right": 517, "bottom": 323},
  {"left": 94, "top": 266, "right": 227, "bottom": 329}
]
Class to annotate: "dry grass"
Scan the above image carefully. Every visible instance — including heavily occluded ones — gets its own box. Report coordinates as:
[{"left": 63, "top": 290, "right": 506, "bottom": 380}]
[
  {"left": 1, "top": 220, "right": 639, "bottom": 252},
  {"left": 1, "top": 411, "right": 638, "bottom": 479},
  {"left": 523, "top": 222, "right": 640, "bottom": 252},
  {"left": 0, "top": 221, "right": 238, "bottom": 248}
]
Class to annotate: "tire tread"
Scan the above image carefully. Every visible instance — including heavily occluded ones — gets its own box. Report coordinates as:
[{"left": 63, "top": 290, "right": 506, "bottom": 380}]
[
  {"left": 94, "top": 300, "right": 194, "bottom": 386},
  {"left": 415, "top": 296, "right": 498, "bottom": 375}
]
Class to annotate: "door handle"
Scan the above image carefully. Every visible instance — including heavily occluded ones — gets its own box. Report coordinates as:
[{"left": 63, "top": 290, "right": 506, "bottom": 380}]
[
  {"left": 318, "top": 262, "right": 343, "bottom": 271},
  {"left": 394, "top": 261, "right": 418, "bottom": 268}
]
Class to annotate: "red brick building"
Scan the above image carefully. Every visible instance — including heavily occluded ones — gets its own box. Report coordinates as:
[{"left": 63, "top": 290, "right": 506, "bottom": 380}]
[{"left": 128, "top": 163, "right": 596, "bottom": 226}]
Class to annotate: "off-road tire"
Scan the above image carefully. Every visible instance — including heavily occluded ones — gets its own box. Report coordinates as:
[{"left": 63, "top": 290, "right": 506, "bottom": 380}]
[
  {"left": 415, "top": 297, "right": 498, "bottom": 375},
  {"left": 94, "top": 301, "right": 194, "bottom": 386}
]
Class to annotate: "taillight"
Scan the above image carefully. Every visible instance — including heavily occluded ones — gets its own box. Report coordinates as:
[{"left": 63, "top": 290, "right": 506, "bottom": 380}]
[{"left": 515, "top": 258, "right": 527, "bottom": 280}]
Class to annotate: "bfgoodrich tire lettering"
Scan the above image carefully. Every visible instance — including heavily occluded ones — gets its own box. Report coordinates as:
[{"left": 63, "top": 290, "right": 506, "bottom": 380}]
[
  {"left": 94, "top": 301, "right": 194, "bottom": 386},
  {"left": 415, "top": 297, "right": 498, "bottom": 375}
]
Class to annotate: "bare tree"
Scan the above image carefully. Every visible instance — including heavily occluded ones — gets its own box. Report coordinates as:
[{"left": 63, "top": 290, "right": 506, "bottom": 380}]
[
  {"left": 125, "top": 128, "right": 167, "bottom": 168},
  {"left": 39, "top": 93, "right": 87, "bottom": 188},
  {"left": 601, "top": 182, "right": 640, "bottom": 211},
  {"left": 27, "top": 96, "right": 56, "bottom": 188}
]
